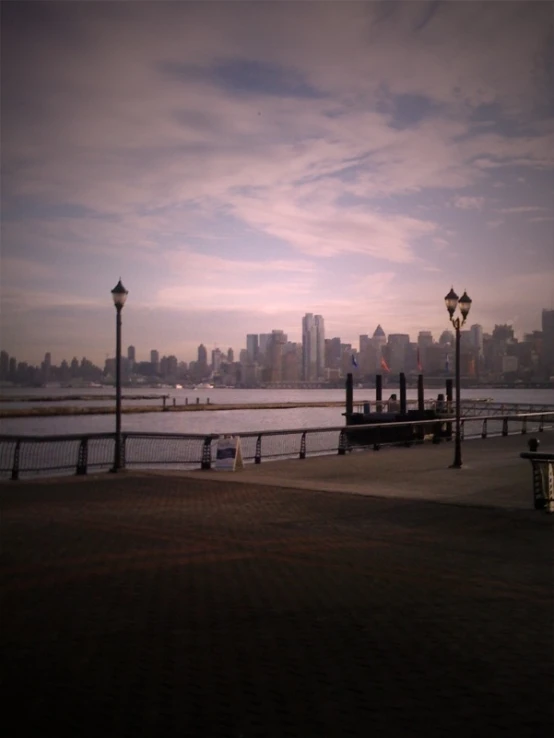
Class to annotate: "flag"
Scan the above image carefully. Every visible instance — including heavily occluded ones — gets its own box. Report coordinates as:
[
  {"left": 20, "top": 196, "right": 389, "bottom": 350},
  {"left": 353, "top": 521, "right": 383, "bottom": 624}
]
[
  {"left": 380, "top": 356, "right": 390, "bottom": 373},
  {"left": 417, "top": 348, "right": 422, "bottom": 373},
  {"left": 351, "top": 354, "right": 358, "bottom": 368}
]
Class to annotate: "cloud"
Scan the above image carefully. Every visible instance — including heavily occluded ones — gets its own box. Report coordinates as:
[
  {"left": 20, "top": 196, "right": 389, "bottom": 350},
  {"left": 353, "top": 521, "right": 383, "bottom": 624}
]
[
  {"left": 1, "top": 1, "right": 553, "bottom": 362},
  {"left": 453, "top": 196, "right": 485, "bottom": 210},
  {"left": 499, "top": 206, "right": 547, "bottom": 214}
]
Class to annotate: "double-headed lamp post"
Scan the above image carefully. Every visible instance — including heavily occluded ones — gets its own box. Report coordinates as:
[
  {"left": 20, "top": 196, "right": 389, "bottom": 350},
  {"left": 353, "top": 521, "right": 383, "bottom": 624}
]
[
  {"left": 111, "top": 279, "right": 128, "bottom": 472},
  {"left": 444, "top": 287, "right": 472, "bottom": 469}
]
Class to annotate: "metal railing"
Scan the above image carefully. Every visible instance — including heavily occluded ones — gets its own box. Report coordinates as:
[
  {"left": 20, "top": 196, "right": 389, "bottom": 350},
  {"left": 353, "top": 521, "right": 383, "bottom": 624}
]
[
  {"left": 1, "top": 411, "right": 553, "bottom": 481},
  {"left": 520, "top": 449, "right": 554, "bottom": 512},
  {"left": 352, "top": 399, "right": 554, "bottom": 416}
]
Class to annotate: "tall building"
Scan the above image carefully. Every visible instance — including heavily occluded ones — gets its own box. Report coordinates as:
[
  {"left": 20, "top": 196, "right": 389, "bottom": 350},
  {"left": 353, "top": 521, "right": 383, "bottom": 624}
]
[
  {"left": 372, "top": 324, "right": 387, "bottom": 369},
  {"left": 470, "top": 324, "right": 483, "bottom": 357},
  {"left": 267, "top": 330, "right": 286, "bottom": 383},
  {"left": 197, "top": 344, "right": 208, "bottom": 367},
  {"left": 302, "top": 313, "right": 317, "bottom": 381},
  {"left": 387, "top": 334, "right": 410, "bottom": 373},
  {"left": 314, "top": 315, "right": 325, "bottom": 379},
  {"left": 417, "top": 331, "right": 433, "bottom": 372},
  {"left": 542, "top": 309, "right": 554, "bottom": 378},
  {"left": 246, "top": 334, "right": 259, "bottom": 363},
  {"left": 150, "top": 349, "right": 159, "bottom": 372},
  {"left": 325, "top": 338, "right": 342, "bottom": 370},
  {"left": 227, "top": 348, "right": 234, "bottom": 363},
  {"left": 258, "top": 334, "right": 272, "bottom": 365},
  {"left": 359, "top": 335, "right": 377, "bottom": 376},
  {"left": 212, "top": 348, "right": 223, "bottom": 373}
]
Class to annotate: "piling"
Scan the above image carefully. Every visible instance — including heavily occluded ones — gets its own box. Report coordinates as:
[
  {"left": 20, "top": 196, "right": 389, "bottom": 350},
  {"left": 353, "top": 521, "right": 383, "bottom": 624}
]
[
  {"left": 417, "top": 374, "right": 424, "bottom": 412},
  {"left": 376, "top": 374, "right": 382, "bottom": 412},
  {"left": 399, "top": 372, "right": 407, "bottom": 415},
  {"left": 346, "top": 373, "right": 353, "bottom": 417}
]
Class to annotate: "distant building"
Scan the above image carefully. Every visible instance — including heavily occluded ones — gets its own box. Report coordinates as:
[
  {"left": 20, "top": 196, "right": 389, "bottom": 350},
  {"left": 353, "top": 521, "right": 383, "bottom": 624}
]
[
  {"left": 246, "top": 334, "right": 259, "bottom": 363},
  {"left": 211, "top": 348, "right": 223, "bottom": 373},
  {"left": 150, "top": 349, "right": 159, "bottom": 373},
  {"left": 470, "top": 324, "right": 483, "bottom": 357},
  {"left": 542, "top": 309, "right": 554, "bottom": 378},
  {"left": 387, "top": 334, "right": 410, "bottom": 374},
  {"left": 372, "top": 324, "right": 387, "bottom": 370},
  {"left": 325, "top": 337, "right": 342, "bottom": 371},
  {"left": 267, "top": 330, "right": 286, "bottom": 383},
  {"left": 302, "top": 314, "right": 317, "bottom": 381},
  {"left": 314, "top": 315, "right": 325, "bottom": 379},
  {"left": 0, "top": 350, "right": 9, "bottom": 380}
]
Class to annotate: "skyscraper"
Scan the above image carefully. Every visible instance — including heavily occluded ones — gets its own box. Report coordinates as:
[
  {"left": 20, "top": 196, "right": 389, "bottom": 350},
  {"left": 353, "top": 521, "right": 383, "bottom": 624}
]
[
  {"left": 246, "top": 334, "right": 259, "bottom": 363},
  {"left": 314, "top": 315, "right": 325, "bottom": 379},
  {"left": 267, "top": 330, "right": 286, "bottom": 382},
  {"left": 469, "top": 325, "right": 483, "bottom": 357},
  {"left": 372, "top": 325, "right": 387, "bottom": 370},
  {"left": 302, "top": 313, "right": 316, "bottom": 381},
  {"left": 387, "top": 334, "right": 410, "bottom": 374}
]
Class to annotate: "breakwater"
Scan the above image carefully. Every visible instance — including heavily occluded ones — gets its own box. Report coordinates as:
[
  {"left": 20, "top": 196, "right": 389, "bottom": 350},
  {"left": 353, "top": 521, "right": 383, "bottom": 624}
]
[{"left": 0, "top": 401, "right": 346, "bottom": 419}]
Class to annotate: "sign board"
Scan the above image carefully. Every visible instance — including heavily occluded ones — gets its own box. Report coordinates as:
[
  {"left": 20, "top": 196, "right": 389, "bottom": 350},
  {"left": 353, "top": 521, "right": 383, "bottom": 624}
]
[{"left": 214, "top": 436, "right": 244, "bottom": 471}]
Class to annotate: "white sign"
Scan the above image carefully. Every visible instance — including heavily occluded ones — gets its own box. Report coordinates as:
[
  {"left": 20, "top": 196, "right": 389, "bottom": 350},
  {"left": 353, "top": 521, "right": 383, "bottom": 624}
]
[{"left": 214, "top": 436, "right": 244, "bottom": 471}]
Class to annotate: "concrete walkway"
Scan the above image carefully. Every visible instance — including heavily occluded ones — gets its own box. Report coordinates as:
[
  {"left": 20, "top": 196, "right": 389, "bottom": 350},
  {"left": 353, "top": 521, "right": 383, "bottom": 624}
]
[
  {"left": 2, "top": 435, "right": 553, "bottom": 737},
  {"left": 183, "top": 431, "right": 553, "bottom": 510}
]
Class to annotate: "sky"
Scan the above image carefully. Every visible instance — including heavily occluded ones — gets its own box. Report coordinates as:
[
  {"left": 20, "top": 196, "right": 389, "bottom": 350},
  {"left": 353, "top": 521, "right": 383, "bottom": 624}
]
[{"left": 2, "top": 0, "right": 553, "bottom": 366}]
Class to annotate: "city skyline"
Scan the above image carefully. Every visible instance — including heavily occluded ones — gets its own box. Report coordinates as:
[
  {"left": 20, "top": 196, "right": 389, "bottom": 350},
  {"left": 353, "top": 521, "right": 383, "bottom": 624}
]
[
  {"left": 2, "top": 2, "right": 553, "bottom": 364},
  {"left": 2, "top": 310, "right": 550, "bottom": 370}
]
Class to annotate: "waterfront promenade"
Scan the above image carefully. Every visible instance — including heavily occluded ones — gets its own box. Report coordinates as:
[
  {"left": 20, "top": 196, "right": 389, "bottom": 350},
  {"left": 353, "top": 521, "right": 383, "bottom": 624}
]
[{"left": 3, "top": 434, "right": 553, "bottom": 737}]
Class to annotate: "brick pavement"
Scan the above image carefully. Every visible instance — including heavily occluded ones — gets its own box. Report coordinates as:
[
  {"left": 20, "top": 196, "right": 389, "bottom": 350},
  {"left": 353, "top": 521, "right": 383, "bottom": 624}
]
[{"left": 2, "top": 474, "right": 553, "bottom": 737}]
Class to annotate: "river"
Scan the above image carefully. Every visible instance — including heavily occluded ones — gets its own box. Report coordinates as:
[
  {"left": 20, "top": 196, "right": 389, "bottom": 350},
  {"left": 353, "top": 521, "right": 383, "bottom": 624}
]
[{"left": 1, "top": 386, "right": 553, "bottom": 436}]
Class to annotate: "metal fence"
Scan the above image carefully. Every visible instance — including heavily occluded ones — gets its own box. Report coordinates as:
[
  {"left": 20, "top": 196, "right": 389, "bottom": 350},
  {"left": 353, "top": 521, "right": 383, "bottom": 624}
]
[{"left": 1, "top": 410, "right": 553, "bottom": 481}]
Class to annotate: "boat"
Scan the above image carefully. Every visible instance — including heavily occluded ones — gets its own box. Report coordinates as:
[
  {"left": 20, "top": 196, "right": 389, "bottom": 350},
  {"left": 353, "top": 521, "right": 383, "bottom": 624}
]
[{"left": 193, "top": 383, "right": 214, "bottom": 390}]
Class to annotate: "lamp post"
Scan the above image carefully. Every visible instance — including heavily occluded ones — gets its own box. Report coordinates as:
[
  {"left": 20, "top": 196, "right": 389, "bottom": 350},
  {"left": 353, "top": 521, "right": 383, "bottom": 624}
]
[
  {"left": 111, "top": 279, "right": 128, "bottom": 472},
  {"left": 444, "top": 287, "right": 472, "bottom": 469}
]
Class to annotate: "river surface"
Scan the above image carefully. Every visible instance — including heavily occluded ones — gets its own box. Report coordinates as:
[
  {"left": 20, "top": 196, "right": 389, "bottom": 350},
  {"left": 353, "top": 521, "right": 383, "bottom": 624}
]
[{"left": 1, "top": 387, "right": 553, "bottom": 436}]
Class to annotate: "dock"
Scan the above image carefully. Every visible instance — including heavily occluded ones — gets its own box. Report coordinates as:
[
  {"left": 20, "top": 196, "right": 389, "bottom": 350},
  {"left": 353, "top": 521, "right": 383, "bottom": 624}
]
[{"left": 3, "top": 434, "right": 553, "bottom": 736}]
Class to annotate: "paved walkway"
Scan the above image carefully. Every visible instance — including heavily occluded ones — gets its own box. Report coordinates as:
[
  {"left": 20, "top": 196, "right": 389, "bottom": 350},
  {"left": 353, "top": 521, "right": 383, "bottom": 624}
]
[
  {"left": 2, "top": 438, "right": 553, "bottom": 737},
  {"left": 188, "top": 431, "right": 553, "bottom": 510}
]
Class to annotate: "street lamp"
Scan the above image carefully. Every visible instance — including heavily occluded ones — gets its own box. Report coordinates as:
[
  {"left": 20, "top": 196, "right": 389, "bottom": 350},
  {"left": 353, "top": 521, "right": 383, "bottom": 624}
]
[
  {"left": 111, "top": 279, "right": 128, "bottom": 472},
  {"left": 444, "top": 287, "right": 472, "bottom": 468}
]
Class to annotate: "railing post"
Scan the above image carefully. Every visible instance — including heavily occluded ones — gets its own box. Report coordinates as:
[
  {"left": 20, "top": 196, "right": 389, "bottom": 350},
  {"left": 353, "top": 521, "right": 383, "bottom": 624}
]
[
  {"left": 539, "top": 415, "right": 544, "bottom": 432},
  {"left": 502, "top": 418, "right": 509, "bottom": 436},
  {"left": 460, "top": 419, "right": 465, "bottom": 441},
  {"left": 531, "top": 461, "right": 546, "bottom": 510},
  {"left": 299, "top": 432, "right": 307, "bottom": 459},
  {"left": 373, "top": 426, "right": 381, "bottom": 451},
  {"left": 521, "top": 418, "right": 527, "bottom": 435},
  {"left": 338, "top": 430, "right": 347, "bottom": 455},
  {"left": 11, "top": 440, "right": 21, "bottom": 481},
  {"left": 201, "top": 436, "right": 212, "bottom": 470},
  {"left": 121, "top": 434, "right": 127, "bottom": 469},
  {"left": 481, "top": 419, "right": 487, "bottom": 439},
  {"left": 255, "top": 434, "right": 262, "bottom": 464},
  {"left": 76, "top": 437, "right": 88, "bottom": 475}
]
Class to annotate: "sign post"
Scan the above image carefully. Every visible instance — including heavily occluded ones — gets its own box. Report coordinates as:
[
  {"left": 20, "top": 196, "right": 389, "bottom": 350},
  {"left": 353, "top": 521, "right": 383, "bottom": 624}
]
[{"left": 214, "top": 436, "right": 244, "bottom": 471}]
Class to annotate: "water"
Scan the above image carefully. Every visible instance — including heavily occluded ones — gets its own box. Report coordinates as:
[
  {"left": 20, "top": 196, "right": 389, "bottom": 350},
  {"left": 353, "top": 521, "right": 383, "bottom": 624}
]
[{"left": 1, "top": 387, "right": 552, "bottom": 436}]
